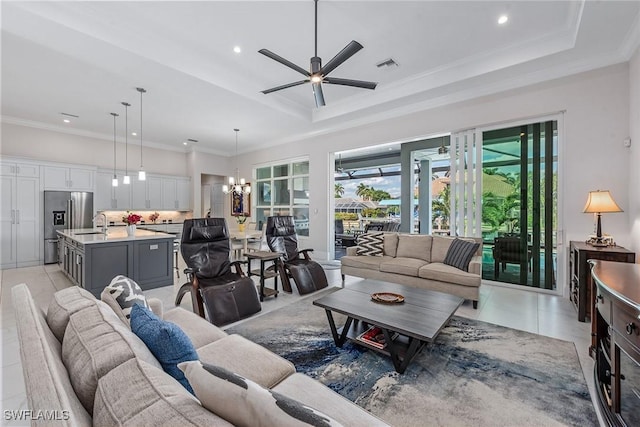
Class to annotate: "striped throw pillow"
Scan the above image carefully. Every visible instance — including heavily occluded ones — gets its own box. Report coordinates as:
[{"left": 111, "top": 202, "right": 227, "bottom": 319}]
[
  {"left": 443, "top": 238, "right": 479, "bottom": 271},
  {"left": 356, "top": 232, "right": 384, "bottom": 257}
]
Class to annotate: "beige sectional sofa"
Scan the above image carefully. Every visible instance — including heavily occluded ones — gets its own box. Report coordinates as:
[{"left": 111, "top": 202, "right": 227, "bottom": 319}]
[
  {"left": 12, "top": 283, "right": 389, "bottom": 426},
  {"left": 341, "top": 234, "right": 483, "bottom": 308}
]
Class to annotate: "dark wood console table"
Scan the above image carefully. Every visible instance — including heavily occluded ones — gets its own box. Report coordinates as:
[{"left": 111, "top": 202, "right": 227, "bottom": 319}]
[
  {"left": 590, "top": 260, "right": 640, "bottom": 427},
  {"left": 569, "top": 241, "right": 634, "bottom": 322}
]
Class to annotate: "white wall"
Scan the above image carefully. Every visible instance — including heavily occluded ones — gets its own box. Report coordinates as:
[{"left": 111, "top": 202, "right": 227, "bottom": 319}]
[
  {"left": 239, "top": 64, "right": 632, "bottom": 278},
  {"left": 628, "top": 46, "right": 640, "bottom": 258},
  {"left": 0, "top": 123, "right": 190, "bottom": 176},
  {"left": 1, "top": 62, "right": 634, "bottom": 276}
]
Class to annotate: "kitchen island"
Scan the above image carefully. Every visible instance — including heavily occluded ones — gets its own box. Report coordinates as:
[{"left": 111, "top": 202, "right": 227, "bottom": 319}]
[{"left": 57, "top": 227, "right": 176, "bottom": 297}]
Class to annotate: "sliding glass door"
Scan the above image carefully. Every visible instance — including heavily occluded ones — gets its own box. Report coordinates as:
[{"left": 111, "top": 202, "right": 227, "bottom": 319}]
[{"left": 480, "top": 121, "right": 558, "bottom": 289}]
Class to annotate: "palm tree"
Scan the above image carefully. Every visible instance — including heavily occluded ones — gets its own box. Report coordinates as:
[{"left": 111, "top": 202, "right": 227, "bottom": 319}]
[
  {"left": 356, "top": 183, "right": 370, "bottom": 200},
  {"left": 334, "top": 183, "right": 344, "bottom": 198}
]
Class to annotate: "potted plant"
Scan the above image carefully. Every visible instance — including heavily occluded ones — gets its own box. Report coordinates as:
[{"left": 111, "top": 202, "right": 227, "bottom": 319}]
[{"left": 236, "top": 212, "right": 249, "bottom": 232}]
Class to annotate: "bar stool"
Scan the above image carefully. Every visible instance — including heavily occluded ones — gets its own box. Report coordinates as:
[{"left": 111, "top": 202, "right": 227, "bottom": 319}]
[{"left": 173, "top": 239, "right": 180, "bottom": 278}]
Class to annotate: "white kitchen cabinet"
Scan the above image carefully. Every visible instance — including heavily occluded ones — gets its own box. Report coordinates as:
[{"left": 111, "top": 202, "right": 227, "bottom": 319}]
[
  {"left": 95, "top": 172, "right": 113, "bottom": 211},
  {"left": 161, "top": 177, "right": 190, "bottom": 210},
  {"left": 96, "top": 171, "right": 131, "bottom": 210},
  {"left": 161, "top": 178, "right": 177, "bottom": 209},
  {"left": 114, "top": 176, "right": 131, "bottom": 211},
  {"left": 148, "top": 177, "right": 163, "bottom": 209},
  {"left": 131, "top": 175, "right": 163, "bottom": 210},
  {"left": 1, "top": 163, "right": 40, "bottom": 269},
  {"left": 43, "top": 165, "right": 94, "bottom": 191},
  {"left": 176, "top": 178, "right": 191, "bottom": 210}
]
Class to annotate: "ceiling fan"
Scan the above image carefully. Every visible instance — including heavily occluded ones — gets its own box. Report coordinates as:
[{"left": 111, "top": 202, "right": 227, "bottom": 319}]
[{"left": 259, "top": 0, "right": 377, "bottom": 108}]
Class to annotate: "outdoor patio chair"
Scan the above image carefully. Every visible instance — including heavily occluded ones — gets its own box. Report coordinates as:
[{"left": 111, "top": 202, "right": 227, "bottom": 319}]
[{"left": 493, "top": 236, "right": 532, "bottom": 279}]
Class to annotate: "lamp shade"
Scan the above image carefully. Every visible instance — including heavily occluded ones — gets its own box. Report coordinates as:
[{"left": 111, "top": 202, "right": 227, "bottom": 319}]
[{"left": 583, "top": 190, "right": 623, "bottom": 214}]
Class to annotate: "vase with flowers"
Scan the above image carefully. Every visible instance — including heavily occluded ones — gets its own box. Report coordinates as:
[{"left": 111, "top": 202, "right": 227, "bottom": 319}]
[
  {"left": 123, "top": 211, "right": 142, "bottom": 236},
  {"left": 236, "top": 213, "right": 249, "bottom": 232},
  {"left": 149, "top": 212, "right": 160, "bottom": 224}
]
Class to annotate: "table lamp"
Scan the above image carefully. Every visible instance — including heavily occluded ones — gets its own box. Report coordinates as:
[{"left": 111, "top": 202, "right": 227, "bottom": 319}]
[{"left": 583, "top": 190, "right": 622, "bottom": 246}]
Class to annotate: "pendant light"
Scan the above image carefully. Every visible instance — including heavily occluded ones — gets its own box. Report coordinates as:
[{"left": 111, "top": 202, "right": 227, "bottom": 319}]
[
  {"left": 136, "top": 87, "right": 147, "bottom": 181},
  {"left": 110, "top": 113, "right": 119, "bottom": 187},
  {"left": 121, "top": 102, "right": 131, "bottom": 184},
  {"left": 222, "top": 129, "right": 251, "bottom": 195}
]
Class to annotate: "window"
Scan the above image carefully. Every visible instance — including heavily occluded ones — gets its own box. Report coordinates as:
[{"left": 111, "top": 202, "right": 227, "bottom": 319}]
[{"left": 255, "top": 159, "right": 310, "bottom": 236}]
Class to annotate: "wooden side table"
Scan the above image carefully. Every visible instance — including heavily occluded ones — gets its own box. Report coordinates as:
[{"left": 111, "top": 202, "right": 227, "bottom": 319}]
[
  {"left": 569, "top": 241, "right": 635, "bottom": 323},
  {"left": 246, "top": 251, "right": 281, "bottom": 301}
]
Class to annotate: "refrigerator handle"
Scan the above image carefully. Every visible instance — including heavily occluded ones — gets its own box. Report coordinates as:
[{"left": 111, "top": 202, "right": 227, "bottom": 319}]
[
  {"left": 11, "top": 209, "right": 15, "bottom": 224},
  {"left": 16, "top": 210, "right": 19, "bottom": 224},
  {"left": 67, "top": 199, "right": 73, "bottom": 229}
]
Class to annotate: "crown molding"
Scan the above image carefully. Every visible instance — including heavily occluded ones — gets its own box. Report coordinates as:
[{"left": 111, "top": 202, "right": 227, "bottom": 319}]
[{"left": 1, "top": 116, "right": 187, "bottom": 154}]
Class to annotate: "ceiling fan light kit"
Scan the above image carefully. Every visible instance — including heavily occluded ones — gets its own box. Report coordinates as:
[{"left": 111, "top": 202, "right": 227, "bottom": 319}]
[{"left": 259, "top": 0, "right": 377, "bottom": 107}]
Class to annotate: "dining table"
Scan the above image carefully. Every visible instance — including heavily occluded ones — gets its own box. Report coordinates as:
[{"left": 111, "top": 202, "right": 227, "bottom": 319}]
[{"left": 228, "top": 229, "right": 263, "bottom": 255}]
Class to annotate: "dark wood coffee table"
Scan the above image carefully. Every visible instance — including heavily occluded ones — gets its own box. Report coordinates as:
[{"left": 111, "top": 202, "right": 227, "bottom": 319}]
[{"left": 313, "top": 280, "right": 464, "bottom": 373}]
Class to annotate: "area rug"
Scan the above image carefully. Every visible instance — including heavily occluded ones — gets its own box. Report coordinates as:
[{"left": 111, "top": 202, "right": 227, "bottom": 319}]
[{"left": 227, "top": 288, "right": 597, "bottom": 427}]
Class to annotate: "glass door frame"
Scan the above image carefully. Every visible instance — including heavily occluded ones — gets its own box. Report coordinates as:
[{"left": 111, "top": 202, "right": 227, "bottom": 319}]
[{"left": 476, "top": 113, "right": 565, "bottom": 296}]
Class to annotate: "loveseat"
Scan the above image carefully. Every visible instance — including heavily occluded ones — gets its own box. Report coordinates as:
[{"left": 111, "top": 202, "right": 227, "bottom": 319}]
[
  {"left": 341, "top": 234, "right": 482, "bottom": 308},
  {"left": 11, "top": 283, "right": 389, "bottom": 426}
]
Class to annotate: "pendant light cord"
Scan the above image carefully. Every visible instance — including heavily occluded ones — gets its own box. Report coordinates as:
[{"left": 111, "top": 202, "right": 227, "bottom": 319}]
[
  {"left": 137, "top": 88, "right": 146, "bottom": 168},
  {"left": 122, "top": 102, "right": 130, "bottom": 176},
  {"left": 110, "top": 113, "right": 118, "bottom": 177},
  {"left": 235, "top": 128, "right": 239, "bottom": 181}
]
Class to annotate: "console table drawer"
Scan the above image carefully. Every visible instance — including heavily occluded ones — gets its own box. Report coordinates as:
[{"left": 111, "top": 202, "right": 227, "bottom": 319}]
[{"left": 613, "top": 304, "right": 640, "bottom": 350}]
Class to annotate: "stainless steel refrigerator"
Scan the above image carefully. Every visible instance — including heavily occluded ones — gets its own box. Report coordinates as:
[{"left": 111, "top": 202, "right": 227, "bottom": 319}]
[{"left": 44, "top": 191, "right": 94, "bottom": 264}]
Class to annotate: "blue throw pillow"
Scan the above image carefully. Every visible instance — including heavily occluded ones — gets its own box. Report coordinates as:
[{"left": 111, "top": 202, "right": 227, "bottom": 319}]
[{"left": 130, "top": 303, "right": 198, "bottom": 394}]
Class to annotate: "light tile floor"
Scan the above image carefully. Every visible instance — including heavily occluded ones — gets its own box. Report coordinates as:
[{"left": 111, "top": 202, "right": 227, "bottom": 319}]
[{"left": 1, "top": 263, "right": 602, "bottom": 426}]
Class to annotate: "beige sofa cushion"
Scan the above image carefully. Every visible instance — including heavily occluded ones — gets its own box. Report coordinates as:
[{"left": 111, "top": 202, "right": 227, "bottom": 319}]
[
  {"left": 341, "top": 255, "right": 393, "bottom": 270},
  {"left": 12, "top": 284, "right": 92, "bottom": 427},
  {"left": 418, "top": 263, "right": 481, "bottom": 288},
  {"left": 93, "top": 358, "right": 233, "bottom": 427},
  {"left": 46, "top": 286, "right": 98, "bottom": 342},
  {"left": 380, "top": 258, "right": 429, "bottom": 276},
  {"left": 396, "top": 234, "right": 433, "bottom": 261},
  {"left": 197, "top": 334, "right": 296, "bottom": 388},
  {"left": 163, "top": 307, "right": 228, "bottom": 350},
  {"left": 62, "top": 300, "right": 161, "bottom": 413},
  {"left": 273, "top": 373, "right": 389, "bottom": 426},
  {"left": 383, "top": 233, "right": 399, "bottom": 257}
]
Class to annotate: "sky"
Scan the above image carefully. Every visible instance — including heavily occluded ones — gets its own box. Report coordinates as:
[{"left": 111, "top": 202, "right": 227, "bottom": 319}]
[{"left": 339, "top": 175, "right": 401, "bottom": 199}]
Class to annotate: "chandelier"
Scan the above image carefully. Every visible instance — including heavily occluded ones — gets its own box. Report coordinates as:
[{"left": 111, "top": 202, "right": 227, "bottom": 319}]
[{"left": 222, "top": 129, "right": 251, "bottom": 195}]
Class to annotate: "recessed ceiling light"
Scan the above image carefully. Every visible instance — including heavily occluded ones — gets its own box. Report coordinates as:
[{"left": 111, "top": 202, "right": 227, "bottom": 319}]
[
  {"left": 183, "top": 142, "right": 188, "bottom": 146},
  {"left": 233, "top": 46, "right": 241, "bottom": 53},
  {"left": 498, "top": 15, "right": 508, "bottom": 25},
  {"left": 63, "top": 119, "right": 70, "bottom": 123},
  {"left": 131, "top": 132, "right": 137, "bottom": 136}
]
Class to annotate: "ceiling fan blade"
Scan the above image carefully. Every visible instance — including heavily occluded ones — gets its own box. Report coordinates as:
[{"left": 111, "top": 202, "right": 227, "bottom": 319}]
[
  {"left": 323, "top": 77, "right": 377, "bottom": 90},
  {"left": 258, "top": 49, "right": 310, "bottom": 77},
  {"left": 312, "top": 82, "right": 325, "bottom": 107},
  {"left": 261, "top": 80, "right": 309, "bottom": 94},
  {"left": 320, "top": 40, "right": 363, "bottom": 77}
]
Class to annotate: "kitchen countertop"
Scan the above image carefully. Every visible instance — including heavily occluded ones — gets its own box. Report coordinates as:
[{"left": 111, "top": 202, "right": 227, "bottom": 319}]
[{"left": 57, "top": 228, "right": 176, "bottom": 245}]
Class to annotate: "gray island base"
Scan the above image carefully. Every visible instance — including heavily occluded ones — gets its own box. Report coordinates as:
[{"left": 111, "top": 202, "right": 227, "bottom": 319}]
[{"left": 57, "top": 228, "right": 176, "bottom": 297}]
